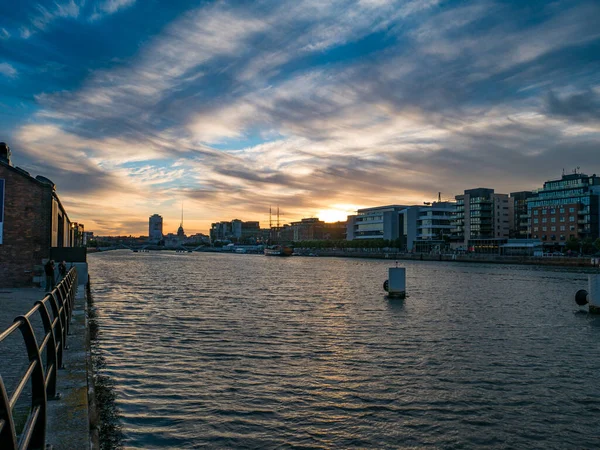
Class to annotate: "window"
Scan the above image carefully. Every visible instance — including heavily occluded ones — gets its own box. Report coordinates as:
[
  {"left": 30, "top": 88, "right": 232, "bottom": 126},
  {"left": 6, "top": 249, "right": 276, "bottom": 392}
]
[
  {"left": 569, "top": 216, "right": 575, "bottom": 222},
  {"left": 560, "top": 217, "right": 565, "bottom": 222},
  {"left": 551, "top": 217, "right": 556, "bottom": 223},
  {"left": 534, "top": 210, "right": 539, "bottom": 215},
  {"left": 534, "top": 227, "right": 539, "bottom": 232},
  {"left": 550, "top": 208, "right": 556, "bottom": 214},
  {"left": 560, "top": 226, "right": 565, "bottom": 231},
  {"left": 560, "top": 235, "right": 566, "bottom": 241},
  {"left": 542, "top": 226, "right": 547, "bottom": 231},
  {"left": 570, "top": 225, "right": 575, "bottom": 231},
  {"left": 534, "top": 218, "right": 539, "bottom": 224},
  {"left": 559, "top": 208, "right": 565, "bottom": 213},
  {"left": 551, "top": 226, "right": 556, "bottom": 232},
  {"left": 542, "top": 209, "right": 547, "bottom": 214},
  {"left": 569, "top": 207, "right": 575, "bottom": 213},
  {"left": 542, "top": 218, "right": 547, "bottom": 223}
]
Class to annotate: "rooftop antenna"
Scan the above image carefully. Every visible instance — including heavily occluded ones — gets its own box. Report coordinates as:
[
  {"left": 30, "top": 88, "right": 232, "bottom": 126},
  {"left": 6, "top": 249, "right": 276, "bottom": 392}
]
[
  {"left": 277, "top": 205, "right": 280, "bottom": 229},
  {"left": 438, "top": 192, "right": 441, "bottom": 202},
  {"left": 180, "top": 202, "right": 184, "bottom": 227},
  {"left": 269, "top": 206, "right": 272, "bottom": 229}
]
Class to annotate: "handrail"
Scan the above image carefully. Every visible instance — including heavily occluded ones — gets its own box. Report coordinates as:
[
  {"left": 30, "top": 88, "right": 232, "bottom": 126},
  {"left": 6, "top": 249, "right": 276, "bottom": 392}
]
[{"left": 0, "top": 267, "right": 78, "bottom": 450}]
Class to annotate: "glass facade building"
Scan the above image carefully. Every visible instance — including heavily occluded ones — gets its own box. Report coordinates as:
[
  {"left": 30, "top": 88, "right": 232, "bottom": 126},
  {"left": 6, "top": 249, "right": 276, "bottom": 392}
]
[{"left": 527, "top": 173, "right": 600, "bottom": 245}]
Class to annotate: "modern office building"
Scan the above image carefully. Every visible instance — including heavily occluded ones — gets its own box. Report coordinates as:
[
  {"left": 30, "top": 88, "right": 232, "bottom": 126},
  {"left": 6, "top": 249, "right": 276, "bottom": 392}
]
[
  {"left": 149, "top": 214, "right": 163, "bottom": 241},
  {"left": 451, "top": 188, "right": 512, "bottom": 253},
  {"left": 510, "top": 191, "right": 534, "bottom": 238},
  {"left": 346, "top": 205, "right": 408, "bottom": 241},
  {"left": 527, "top": 171, "right": 600, "bottom": 247},
  {"left": 400, "top": 201, "right": 455, "bottom": 252},
  {"left": 0, "top": 142, "right": 78, "bottom": 286}
]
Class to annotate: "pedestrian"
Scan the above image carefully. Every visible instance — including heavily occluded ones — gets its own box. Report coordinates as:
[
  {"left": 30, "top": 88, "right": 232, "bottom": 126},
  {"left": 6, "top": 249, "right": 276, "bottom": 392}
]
[
  {"left": 58, "top": 260, "right": 67, "bottom": 281},
  {"left": 44, "top": 259, "right": 56, "bottom": 291}
]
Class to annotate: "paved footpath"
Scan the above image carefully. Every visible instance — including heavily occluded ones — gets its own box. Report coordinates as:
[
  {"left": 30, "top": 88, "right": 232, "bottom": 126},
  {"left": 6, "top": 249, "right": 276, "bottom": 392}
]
[{"left": 0, "top": 285, "right": 92, "bottom": 449}]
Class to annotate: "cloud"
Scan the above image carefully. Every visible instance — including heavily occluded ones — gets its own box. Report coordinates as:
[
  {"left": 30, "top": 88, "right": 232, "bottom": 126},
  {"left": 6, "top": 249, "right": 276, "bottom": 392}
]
[
  {"left": 6, "top": 0, "right": 600, "bottom": 234},
  {"left": 19, "top": 0, "right": 81, "bottom": 38},
  {"left": 90, "top": 0, "right": 136, "bottom": 21},
  {"left": 546, "top": 90, "right": 600, "bottom": 123},
  {"left": 0, "top": 62, "right": 17, "bottom": 78}
]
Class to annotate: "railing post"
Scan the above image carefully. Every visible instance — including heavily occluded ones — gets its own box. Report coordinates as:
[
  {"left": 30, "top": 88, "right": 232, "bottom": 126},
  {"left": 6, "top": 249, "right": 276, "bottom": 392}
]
[
  {"left": 51, "top": 290, "right": 69, "bottom": 350},
  {"left": 0, "top": 375, "right": 17, "bottom": 450},
  {"left": 46, "top": 294, "right": 65, "bottom": 370},
  {"left": 35, "top": 300, "right": 60, "bottom": 401},
  {"left": 15, "top": 315, "right": 47, "bottom": 450}
]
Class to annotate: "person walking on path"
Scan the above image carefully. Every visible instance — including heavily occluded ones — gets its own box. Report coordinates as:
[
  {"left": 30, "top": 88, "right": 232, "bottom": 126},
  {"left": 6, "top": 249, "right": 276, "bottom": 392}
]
[
  {"left": 44, "top": 259, "right": 56, "bottom": 291},
  {"left": 58, "top": 260, "right": 67, "bottom": 281}
]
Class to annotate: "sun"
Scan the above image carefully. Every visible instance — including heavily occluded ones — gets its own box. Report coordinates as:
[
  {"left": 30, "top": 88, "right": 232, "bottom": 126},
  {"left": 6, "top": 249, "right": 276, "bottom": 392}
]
[{"left": 317, "top": 207, "right": 355, "bottom": 223}]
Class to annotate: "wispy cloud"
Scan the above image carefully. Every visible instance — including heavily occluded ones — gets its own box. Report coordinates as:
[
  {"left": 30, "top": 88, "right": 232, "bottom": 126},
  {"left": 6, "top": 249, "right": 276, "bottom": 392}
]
[
  {"left": 4, "top": 0, "right": 600, "bottom": 234},
  {"left": 0, "top": 62, "right": 18, "bottom": 78}
]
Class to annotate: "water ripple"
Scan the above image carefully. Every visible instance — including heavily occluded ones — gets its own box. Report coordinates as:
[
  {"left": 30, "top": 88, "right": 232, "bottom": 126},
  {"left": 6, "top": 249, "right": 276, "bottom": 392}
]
[{"left": 89, "top": 251, "right": 600, "bottom": 449}]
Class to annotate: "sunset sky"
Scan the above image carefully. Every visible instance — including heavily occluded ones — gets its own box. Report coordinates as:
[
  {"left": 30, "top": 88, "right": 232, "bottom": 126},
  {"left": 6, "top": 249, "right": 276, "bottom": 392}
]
[{"left": 1, "top": 0, "right": 599, "bottom": 235}]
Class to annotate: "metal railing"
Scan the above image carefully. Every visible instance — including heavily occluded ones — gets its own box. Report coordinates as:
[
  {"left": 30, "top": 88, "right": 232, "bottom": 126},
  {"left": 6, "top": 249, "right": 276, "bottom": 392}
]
[{"left": 0, "top": 267, "right": 78, "bottom": 450}]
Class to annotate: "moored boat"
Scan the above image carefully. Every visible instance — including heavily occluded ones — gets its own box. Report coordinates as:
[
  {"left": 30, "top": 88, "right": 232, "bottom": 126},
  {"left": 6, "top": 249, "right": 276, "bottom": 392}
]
[{"left": 264, "top": 245, "right": 293, "bottom": 256}]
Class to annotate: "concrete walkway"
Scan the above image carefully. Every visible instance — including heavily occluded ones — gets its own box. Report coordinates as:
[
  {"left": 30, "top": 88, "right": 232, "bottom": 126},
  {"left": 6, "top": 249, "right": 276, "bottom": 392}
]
[{"left": 0, "top": 285, "right": 92, "bottom": 449}]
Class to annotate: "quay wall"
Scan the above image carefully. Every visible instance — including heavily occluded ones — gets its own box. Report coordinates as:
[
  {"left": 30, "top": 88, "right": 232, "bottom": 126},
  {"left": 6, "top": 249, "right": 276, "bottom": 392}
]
[{"left": 294, "top": 250, "right": 599, "bottom": 267}]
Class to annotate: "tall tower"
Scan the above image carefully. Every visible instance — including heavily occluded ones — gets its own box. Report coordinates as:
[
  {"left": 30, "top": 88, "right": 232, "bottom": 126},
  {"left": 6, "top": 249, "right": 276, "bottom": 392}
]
[{"left": 149, "top": 214, "right": 163, "bottom": 241}]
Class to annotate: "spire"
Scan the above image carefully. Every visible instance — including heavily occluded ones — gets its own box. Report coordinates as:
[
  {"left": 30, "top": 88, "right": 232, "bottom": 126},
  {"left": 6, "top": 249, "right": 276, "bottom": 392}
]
[{"left": 177, "top": 202, "right": 185, "bottom": 238}]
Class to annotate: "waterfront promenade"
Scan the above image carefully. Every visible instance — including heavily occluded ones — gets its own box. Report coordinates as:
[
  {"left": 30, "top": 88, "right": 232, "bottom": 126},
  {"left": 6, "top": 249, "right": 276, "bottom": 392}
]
[{"left": 0, "top": 282, "right": 93, "bottom": 448}]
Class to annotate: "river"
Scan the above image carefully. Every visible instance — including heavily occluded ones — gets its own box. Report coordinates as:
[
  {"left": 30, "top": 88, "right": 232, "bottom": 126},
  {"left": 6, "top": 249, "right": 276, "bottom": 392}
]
[{"left": 88, "top": 250, "right": 600, "bottom": 449}]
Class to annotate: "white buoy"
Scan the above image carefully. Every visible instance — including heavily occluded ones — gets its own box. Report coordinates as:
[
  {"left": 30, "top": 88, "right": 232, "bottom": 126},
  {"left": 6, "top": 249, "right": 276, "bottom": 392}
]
[
  {"left": 589, "top": 274, "right": 600, "bottom": 314},
  {"left": 386, "top": 267, "right": 406, "bottom": 299}
]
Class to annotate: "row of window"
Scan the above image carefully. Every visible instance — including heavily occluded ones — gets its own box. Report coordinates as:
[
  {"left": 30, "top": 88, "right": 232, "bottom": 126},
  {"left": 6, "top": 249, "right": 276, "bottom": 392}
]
[
  {"left": 533, "top": 216, "right": 576, "bottom": 224},
  {"left": 533, "top": 207, "right": 577, "bottom": 215},
  {"left": 533, "top": 225, "right": 576, "bottom": 232}
]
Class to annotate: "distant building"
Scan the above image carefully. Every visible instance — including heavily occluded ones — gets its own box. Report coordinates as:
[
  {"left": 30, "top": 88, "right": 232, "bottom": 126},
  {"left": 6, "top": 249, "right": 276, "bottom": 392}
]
[
  {"left": 510, "top": 191, "right": 534, "bottom": 238},
  {"left": 346, "top": 205, "right": 408, "bottom": 241},
  {"left": 83, "top": 231, "right": 94, "bottom": 245},
  {"left": 210, "top": 221, "right": 231, "bottom": 242},
  {"left": 72, "top": 222, "right": 85, "bottom": 247},
  {"left": 527, "top": 172, "right": 600, "bottom": 248},
  {"left": 0, "top": 142, "right": 78, "bottom": 287},
  {"left": 149, "top": 214, "right": 163, "bottom": 241},
  {"left": 185, "top": 233, "right": 210, "bottom": 245},
  {"left": 451, "top": 188, "right": 512, "bottom": 253},
  {"left": 210, "top": 219, "right": 262, "bottom": 243},
  {"left": 400, "top": 201, "right": 455, "bottom": 252}
]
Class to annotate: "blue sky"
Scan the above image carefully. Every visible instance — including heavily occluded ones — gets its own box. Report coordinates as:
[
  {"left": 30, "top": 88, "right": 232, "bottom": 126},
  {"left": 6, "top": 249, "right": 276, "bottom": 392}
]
[{"left": 1, "top": 0, "right": 599, "bottom": 234}]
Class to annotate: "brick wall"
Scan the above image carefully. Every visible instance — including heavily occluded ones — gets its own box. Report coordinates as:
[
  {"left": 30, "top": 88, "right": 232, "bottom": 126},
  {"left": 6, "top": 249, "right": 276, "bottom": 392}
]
[{"left": 0, "top": 165, "right": 52, "bottom": 287}]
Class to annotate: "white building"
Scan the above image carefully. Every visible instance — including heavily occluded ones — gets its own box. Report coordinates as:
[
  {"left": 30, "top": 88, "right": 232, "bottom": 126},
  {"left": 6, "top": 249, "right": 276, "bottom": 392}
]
[
  {"left": 346, "top": 205, "right": 408, "bottom": 241},
  {"left": 400, "top": 202, "right": 455, "bottom": 252}
]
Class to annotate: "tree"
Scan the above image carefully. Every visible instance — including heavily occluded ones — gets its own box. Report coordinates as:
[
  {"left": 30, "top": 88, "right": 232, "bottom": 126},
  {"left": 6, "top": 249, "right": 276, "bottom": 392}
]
[
  {"left": 594, "top": 238, "right": 600, "bottom": 253},
  {"left": 565, "top": 237, "right": 580, "bottom": 253},
  {"left": 581, "top": 238, "right": 595, "bottom": 255}
]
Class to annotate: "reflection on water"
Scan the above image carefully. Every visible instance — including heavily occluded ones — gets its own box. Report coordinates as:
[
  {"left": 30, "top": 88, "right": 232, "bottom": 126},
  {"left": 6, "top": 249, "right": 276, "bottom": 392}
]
[{"left": 89, "top": 251, "right": 600, "bottom": 449}]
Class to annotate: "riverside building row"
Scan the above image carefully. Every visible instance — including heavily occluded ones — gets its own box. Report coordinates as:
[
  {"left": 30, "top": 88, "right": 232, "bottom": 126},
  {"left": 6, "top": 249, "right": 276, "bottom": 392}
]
[
  {"left": 175, "top": 170, "right": 600, "bottom": 254},
  {"left": 0, "top": 142, "right": 85, "bottom": 287},
  {"left": 345, "top": 171, "right": 600, "bottom": 254}
]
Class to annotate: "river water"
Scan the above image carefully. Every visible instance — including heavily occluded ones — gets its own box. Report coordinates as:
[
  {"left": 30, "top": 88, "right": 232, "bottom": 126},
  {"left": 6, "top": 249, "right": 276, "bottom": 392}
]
[{"left": 88, "top": 250, "right": 600, "bottom": 449}]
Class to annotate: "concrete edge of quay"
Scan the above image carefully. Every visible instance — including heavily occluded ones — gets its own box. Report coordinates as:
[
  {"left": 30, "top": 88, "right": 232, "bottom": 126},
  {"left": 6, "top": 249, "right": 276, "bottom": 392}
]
[
  {"left": 294, "top": 250, "right": 600, "bottom": 267},
  {"left": 45, "top": 281, "right": 99, "bottom": 450}
]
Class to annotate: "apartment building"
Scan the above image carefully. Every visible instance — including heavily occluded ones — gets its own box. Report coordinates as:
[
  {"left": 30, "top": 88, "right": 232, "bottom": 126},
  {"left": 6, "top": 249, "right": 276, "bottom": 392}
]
[
  {"left": 451, "top": 188, "right": 512, "bottom": 253},
  {"left": 527, "top": 172, "right": 600, "bottom": 247}
]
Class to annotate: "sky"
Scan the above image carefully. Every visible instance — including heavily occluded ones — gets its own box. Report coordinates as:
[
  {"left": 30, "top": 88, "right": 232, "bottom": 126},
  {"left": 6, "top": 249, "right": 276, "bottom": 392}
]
[{"left": 1, "top": 0, "right": 599, "bottom": 235}]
